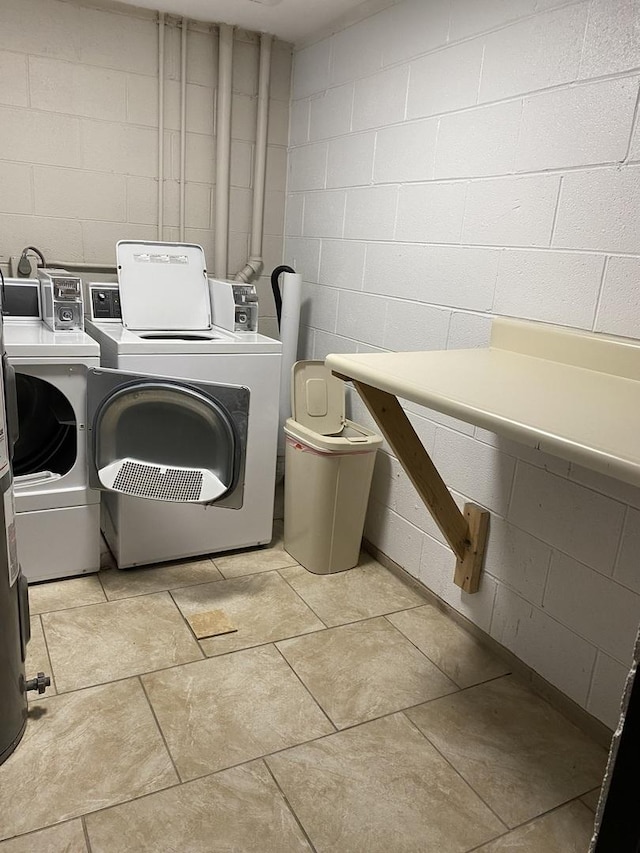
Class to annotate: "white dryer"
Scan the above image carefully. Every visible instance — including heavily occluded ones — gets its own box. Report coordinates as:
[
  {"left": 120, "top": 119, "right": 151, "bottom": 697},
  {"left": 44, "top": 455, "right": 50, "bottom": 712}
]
[
  {"left": 83, "top": 241, "right": 282, "bottom": 568},
  {"left": 3, "top": 280, "right": 101, "bottom": 582}
]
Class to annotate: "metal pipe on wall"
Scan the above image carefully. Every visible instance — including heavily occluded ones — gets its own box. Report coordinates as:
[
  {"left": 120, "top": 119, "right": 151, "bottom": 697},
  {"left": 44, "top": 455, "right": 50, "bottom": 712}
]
[
  {"left": 179, "top": 17, "right": 188, "bottom": 242},
  {"left": 157, "top": 12, "right": 165, "bottom": 240},
  {"left": 235, "top": 32, "right": 272, "bottom": 284},
  {"left": 214, "top": 23, "right": 234, "bottom": 279}
]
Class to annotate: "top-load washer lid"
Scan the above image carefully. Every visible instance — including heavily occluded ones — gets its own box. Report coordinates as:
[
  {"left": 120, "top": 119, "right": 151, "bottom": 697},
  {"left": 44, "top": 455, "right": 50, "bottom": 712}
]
[
  {"left": 116, "top": 240, "right": 212, "bottom": 331},
  {"left": 291, "top": 360, "right": 345, "bottom": 436}
]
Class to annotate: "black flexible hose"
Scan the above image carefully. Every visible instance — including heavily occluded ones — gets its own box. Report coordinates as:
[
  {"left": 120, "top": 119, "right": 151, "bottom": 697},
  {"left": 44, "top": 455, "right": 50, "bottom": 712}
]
[
  {"left": 270, "top": 265, "right": 295, "bottom": 331},
  {"left": 24, "top": 246, "right": 47, "bottom": 267}
]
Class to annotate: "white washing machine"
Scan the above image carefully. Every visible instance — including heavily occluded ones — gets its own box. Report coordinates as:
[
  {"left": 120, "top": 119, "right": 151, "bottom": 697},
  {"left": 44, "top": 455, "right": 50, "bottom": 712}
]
[
  {"left": 83, "top": 241, "right": 282, "bottom": 568},
  {"left": 3, "top": 280, "right": 101, "bottom": 582}
]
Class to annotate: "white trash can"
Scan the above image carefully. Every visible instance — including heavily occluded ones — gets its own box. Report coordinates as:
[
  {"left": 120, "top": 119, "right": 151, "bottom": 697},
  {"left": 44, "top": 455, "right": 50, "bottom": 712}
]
[{"left": 284, "top": 361, "right": 382, "bottom": 574}]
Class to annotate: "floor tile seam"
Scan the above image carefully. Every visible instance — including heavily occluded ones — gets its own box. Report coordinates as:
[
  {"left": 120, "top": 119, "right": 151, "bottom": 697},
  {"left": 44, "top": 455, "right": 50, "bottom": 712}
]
[
  {"left": 137, "top": 674, "right": 184, "bottom": 783},
  {"left": 31, "top": 647, "right": 515, "bottom": 706},
  {"left": 271, "top": 642, "right": 338, "bottom": 734},
  {"left": 37, "top": 586, "right": 183, "bottom": 616},
  {"left": 463, "top": 797, "right": 598, "bottom": 852},
  {"left": 0, "top": 816, "right": 86, "bottom": 850},
  {"left": 262, "top": 759, "right": 319, "bottom": 853},
  {"left": 216, "top": 559, "right": 301, "bottom": 581},
  {"left": 275, "top": 569, "right": 330, "bottom": 627},
  {"left": 80, "top": 815, "right": 93, "bottom": 853},
  {"left": 30, "top": 595, "right": 107, "bottom": 618},
  {"left": 399, "top": 709, "right": 510, "bottom": 832},
  {"left": 198, "top": 621, "right": 332, "bottom": 658},
  {"left": 35, "top": 612, "right": 59, "bottom": 694},
  {"left": 321, "top": 600, "right": 444, "bottom": 629},
  {"left": 383, "top": 608, "right": 514, "bottom": 689},
  {"left": 324, "top": 676, "right": 513, "bottom": 735},
  {"left": 44, "top": 631, "right": 337, "bottom": 695},
  {"left": 101, "top": 573, "right": 226, "bottom": 602},
  {"left": 381, "top": 612, "right": 468, "bottom": 688}
]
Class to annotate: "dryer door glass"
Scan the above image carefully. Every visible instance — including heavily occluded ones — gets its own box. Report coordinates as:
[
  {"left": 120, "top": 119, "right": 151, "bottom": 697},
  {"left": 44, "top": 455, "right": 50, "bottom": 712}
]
[
  {"left": 13, "top": 374, "right": 76, "bottom": 478},
  {"left": 87, "top": 368, "right": 249, "bottom": 507}
]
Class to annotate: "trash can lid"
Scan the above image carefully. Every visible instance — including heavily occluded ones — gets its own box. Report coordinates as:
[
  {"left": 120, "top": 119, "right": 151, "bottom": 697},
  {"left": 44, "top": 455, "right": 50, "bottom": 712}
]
[{"left": 291, "top": 360, "right": 345, "bottom": 436}]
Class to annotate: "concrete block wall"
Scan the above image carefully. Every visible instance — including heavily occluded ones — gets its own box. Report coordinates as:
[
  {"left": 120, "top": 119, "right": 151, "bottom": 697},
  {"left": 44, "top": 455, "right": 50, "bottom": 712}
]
[
  {"left": 0, "top": 0, "right": 292, "bottom": 337},
  {"left": 285, "top": 0, "right": 640, "bottom": 728}
]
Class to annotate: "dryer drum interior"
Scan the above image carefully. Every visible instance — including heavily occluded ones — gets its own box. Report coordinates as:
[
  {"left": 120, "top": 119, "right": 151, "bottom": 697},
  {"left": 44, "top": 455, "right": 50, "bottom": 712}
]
[
  {"left": 13, "top": 373, "right": 76, "bottom": 477},
  {"left": 89, "top": 375, "right": 249, "bottom": 506}
]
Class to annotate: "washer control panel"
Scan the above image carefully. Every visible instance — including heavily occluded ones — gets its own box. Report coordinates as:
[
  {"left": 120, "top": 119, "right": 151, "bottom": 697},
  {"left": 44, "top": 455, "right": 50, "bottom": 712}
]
[{"left": 88, "top": 284, "right": 122, "bottom": 321}]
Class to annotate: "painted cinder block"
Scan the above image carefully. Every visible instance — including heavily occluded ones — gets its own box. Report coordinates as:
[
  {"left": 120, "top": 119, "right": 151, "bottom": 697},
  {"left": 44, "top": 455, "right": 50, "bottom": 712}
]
[
  {"left": 396, "top": 182, "right": 467, "bottom": 244},
  {"left": 292, "top": 39, "right": 331, "bottom": 100},
  {"left": 493, "top": 249, "right": 605, "bottom": 328},
  {"left": 33, "top": 167, "right": 126, "bottom": 222},
  {"left": 462, "top": 174, "right": 560, "bottom": 247},
  {"left": 478, "top": 4, "right": 588, "bottom": 103},
  {"left": 283, "top": 236, "right": 321, "bottom": 282},
  {"left": 432, "top": 426, "right": 516, "bottom": 516},
  {"left": 0, "top": 214, "right": 82, "bottom": 269},
  {"left": 288, "top": 143, "right": 328, "bottom": 192},
  {"left": 326, "top": 133, "right": 375, "bottom": 189},
  {"left": 0, "top": 163, "right": 33, "bottom": 215},
  {"left": 508, "top": 463, "right": 626, "bottom": 575},
  {"left": 329, "top": 11, "right": 386, "bottom": 86},
  {"left": 302, "top": 191, "right": 346, "bottom": 239},
  {"left": 587, "top": 652, "right": 630, "bottom": 731},
  {"left": 318, "top": 240, "right": 366, "bottom": 290},
  {"left": 614, "top": 507, "right": 640, "bottom": 595},
  {"left": 80, "top": 120, "right": 158, "bottom": 179},
  {"left": 374, "top": 119, "right": 438, "bottom": 185},
  {"left": 336, "top": 290, "right": 388, "bottom": 345},
  {"left": 383, "top": 0, "right": 450, "bottom": 66},
  {"left": 517, "top": 77, "right": 638, "bottom": 173},
  {"left": 309, "top": 84, "right": 354, "bottom": 141},
  {"left": 289, "top": 99, "right": 310, "bottom": 146},
  {"left": 0, "top": 49, "right": 28, "bottom": 107},
  {"left": 544, "top": 551, "right": 640, "bottom": 664},
  {"left": 352, "top": 66, "right": 409, "bottom": 132},
  {"left": 419, "top": 533, "right": 498, "bottom": 632},
  {"left": 365, "top": 499, "right": 424, "bottom": 575},
  {"left": 344, "top": 185, "right": 398, "bottom": 241},
  {"left": 446, "top": 312, "right": 492, "bottom": 349},
  {"left": 29, "top": 56, "right": 127, "bottom": 122},
  {"left": 554, "top": 166, "right": 640, "bottom": 254},
  {"left": 580, "top": 0, "right": 640, "bottom": 79},
  {"left": 364, "top": 243, "right": 499, "bottom": 311},
  {"left": 449, "top": 0, "right": 538, "bottom": 42},
  {"left": 299, "top": 280, "right": 339, "bottom": 333},
  {"left": 0, "top": 106, "right": 82, "bottom": 169},
  {"left": 407, "top": 39, "right": 484, "bottom": 120},
  {"left": 435, "top": 100, "right": 522, "bottom": 179},
  {"left": 595, "top": 254, "right": 640, "bottom": 338},
  {"left": 383, "top": 299, "right": 450, "bottom": 353},
  {"left": 491, "top": 585, "right": 597, "bottom": 706},
  {"left": 484, "top": 515, "right": 552, "bottom": 605}
]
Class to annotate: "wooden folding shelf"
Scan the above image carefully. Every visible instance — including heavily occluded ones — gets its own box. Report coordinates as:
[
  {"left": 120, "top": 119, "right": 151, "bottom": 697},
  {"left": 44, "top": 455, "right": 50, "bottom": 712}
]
[{"left": 326, "top": 317, "right": 640, "bottom": 593}]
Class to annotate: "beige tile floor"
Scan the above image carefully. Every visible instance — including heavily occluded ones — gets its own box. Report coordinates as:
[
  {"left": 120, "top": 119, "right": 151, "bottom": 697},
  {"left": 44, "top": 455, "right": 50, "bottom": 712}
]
[{"left": 2, "top": 524, "right": 606, "bottom": 852}]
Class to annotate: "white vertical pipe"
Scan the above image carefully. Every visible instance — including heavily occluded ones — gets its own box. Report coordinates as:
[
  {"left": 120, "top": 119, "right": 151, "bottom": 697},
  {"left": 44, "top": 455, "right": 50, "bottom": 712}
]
[
  {"left": 157, "top": 12, "right": 165, "bottom": 240},
  {"left": 234, "top": 32, "right": 272, "bottom": 282},
  {"left": 179, "top": 17, "right": 188, "bottom": 241},
  {"left": 214, "top": 23, "right": 233, "bottom": 279},
  {"left": 277, "top": 271, "right": 302, "bottom": 456}
]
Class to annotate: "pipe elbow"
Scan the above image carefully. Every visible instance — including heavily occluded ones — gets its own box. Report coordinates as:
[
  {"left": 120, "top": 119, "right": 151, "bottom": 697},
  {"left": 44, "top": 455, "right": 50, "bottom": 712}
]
[{"left": 234, "top": 257, "right": 263, "bottom": 283}]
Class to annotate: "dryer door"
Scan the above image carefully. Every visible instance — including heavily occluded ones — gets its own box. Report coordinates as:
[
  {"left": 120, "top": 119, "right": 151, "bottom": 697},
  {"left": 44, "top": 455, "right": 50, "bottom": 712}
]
[{"left": 86, "top": 368, "right": 249, "bottom": 507}]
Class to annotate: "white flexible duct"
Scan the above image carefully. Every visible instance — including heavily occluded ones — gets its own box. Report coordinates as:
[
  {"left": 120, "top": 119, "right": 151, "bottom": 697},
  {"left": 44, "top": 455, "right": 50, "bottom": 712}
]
[
  {"left": 179, "top": 17, "right": 188, "bottom": 241},
  {"left": 235, "top": 32, "right": 273, "bottom": 284},
  {"left": 157, "top": 12, "right": 165, "bottom": 240},
  {"left": 214, "top": 23, "right": 234, "bottom": 279}
]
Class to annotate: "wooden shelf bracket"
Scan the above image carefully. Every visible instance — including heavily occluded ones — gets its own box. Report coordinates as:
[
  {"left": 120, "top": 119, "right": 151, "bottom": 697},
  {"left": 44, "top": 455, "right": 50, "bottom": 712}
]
[{"left": 349, "top": 380, "right": 489, "bottom": 594}]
